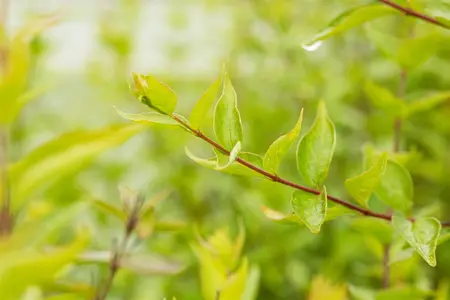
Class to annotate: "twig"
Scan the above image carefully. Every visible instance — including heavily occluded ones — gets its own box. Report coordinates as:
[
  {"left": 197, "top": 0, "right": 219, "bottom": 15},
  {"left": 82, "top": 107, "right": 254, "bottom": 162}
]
[
  {"left": 377, "top": 0, "right": 450, "bottom": 30},
  {"left": 93, "top": 195, "right": 143, "bottom": 300},
  {"left": 170, "top": 115, "right": 450, "bottom": 228}
]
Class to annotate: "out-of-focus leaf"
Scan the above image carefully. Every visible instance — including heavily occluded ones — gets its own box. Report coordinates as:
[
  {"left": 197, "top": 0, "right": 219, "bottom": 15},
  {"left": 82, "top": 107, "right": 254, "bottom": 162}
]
[
  {"left": 131, "top": 73, "right": 177, "bottom": 115},
  {"left": 303, "top": 4, "right": 397, "bottom": 47},
  {"left": 438, "top": 230, "right": 450, "bottom": 245},
  {"left": 348, "top": 285, "right": 375, "bottom": 300},
  {"left": 190, "top": 77, "right": 221, "bottom": 129},
  {"left": 345, "top": 152, "right": 388, "bottom": 208},
  {"left": 291, "top": 187, "right": 327, "bottom": 234},
  {"left": 396, "top": 35, "right": 441, "bottom": 70},
  {"left": 0, "top": 233, "right": 88, "bottom": 300},
  {"left": 9, "top": 123, "right": 145, "bottom": 208},
  {"left": 375, "top": 160, "right": 413, "bottom": 213},
  {"left": 213, "top": 73, "right": 243, "bottom": 150},
  {"left": 88, "top": 199, "right": 126, "bottom": 221},
  {"left": 220, "top": 258, "right": 248, "bottom": 300},
  {"left": 263, "top": 109, "right": 303, "bottom": 174},
  {"left": 185, "top": 148, "right": 264, "bottom": 177},
  {"left": 296, "top": 101, "right": 335, "bottom": 188},
  {"left": 260, "top": 206, "right": 303, "bottom": 225},
  {"left": 0, "top": 15, "right": 57, "bottom": 124},
  {"left": 44, "top": 294, "right": 80, "bottom": 300},
  {"left": 78, "top": 251, "right": 184, "bottom": 275},
  {"left": 392, "top": 214, "right": 441, "bottom": 267},
  {"left": 308, "top": 275, "right": 347, "bottom": 300},
  {"left": 351, "top": 218, "right": 393, "bottom": 245},
  {"left": 407, "top": 91, "right": 450, "bottom": 116},
  {"left": 242, "top": 265, "right": 260, "bottom": 300},
  {"left": 114, "top": 106, "right": 178, "bottom": 125},
  {"left": 154, "top": 220, "right": 186, "bottom": 232},
  {"left": 375, "top": 288, "right": 430, "bottom": 300},
  {"left": 364, "top": 81, "right": 407, "bottom": 117},
  {"left": 436, "top": 280, "right": 449, "bottom": 300}
]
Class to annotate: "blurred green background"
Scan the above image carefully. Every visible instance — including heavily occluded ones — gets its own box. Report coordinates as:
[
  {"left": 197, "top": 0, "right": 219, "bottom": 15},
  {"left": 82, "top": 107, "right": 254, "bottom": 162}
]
[{"left": 2, "top": 0, "right": 450, "bottom": 299}]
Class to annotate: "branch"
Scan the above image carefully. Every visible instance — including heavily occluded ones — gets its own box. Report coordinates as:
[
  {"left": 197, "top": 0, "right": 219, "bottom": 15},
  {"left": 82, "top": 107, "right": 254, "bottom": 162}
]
[
  {"left": 378, "top": 0, "right": 450, "bottom": 29},
  {"left": 171, "top": 115, "right": 450, "bottom": 228},
  {"left": 93, "top": 195, "right": 143, "bottom": 300}
]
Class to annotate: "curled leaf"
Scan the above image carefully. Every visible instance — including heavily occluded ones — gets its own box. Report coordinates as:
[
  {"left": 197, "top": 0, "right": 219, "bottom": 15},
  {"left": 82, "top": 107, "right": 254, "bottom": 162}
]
[{"left": 263, "top": 109, "right": 303, "bottom": 174}]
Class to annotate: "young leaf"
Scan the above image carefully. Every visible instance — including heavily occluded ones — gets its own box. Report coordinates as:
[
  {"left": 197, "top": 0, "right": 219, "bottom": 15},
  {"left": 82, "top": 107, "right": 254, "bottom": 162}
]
[
  {"left": 114, "top": 106, "right": 178, "bottom": 125},
  {"left": 308, "top": 275, "right": 348, "bottom": 300},
  {"left": 291, "top": 187, "right": 327, "bottom": 234},
  {"left": 9, "top": 123, "right": 145, "bottom": 208},
  {"left": 392, "top": 214, "right": 441, "bottom": 267},
  {"left": 185, "top": 148, "right": 264, "bottom": 177},
  {"left": 263, "top": 109, "right": 303, "bottom": 174},
  {"left": 303, "top": 4, "right": 398, "bottom": 48},
  {"left": 242, "top": 265, "right": 260, "bottom": 300},
  {"left": 375, "top": 160, "right": 413, "bottom": 213},
  {"left": 260, "top": 206, "right": 304, "bottom": 225},
  {"left": 407, "top": 91, "right": 450, "bottom": 117},
  {"left": 345, "top": 152, "right": 388, "bottom": 208},
  {"left": 216, "top": 142, "right": 241, "bottom": 170},
  {"left": 296, "top": 101, "right": 336, "bottom": 188},
  {"left": 190, "top": 78, "right": 222, "bottom": 129},
  {"left": 131, "top": 73, "right": 177, "bottom": 115},
  {"left": 213, "top": 74, "right": 243, "bottom": 150}
]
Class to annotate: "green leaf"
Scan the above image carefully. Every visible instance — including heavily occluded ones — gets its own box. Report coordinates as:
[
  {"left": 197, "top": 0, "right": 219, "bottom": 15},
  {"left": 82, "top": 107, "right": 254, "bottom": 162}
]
[
  {"left": 9, "top": 123, "right": 145, "bottom": 209},
  {"left": 78, "top": 251, "right": 184, "bottom": 275},
  {"left": 345, "top": 152, "right": 388, "bottom": 208},
  {"left": 291, "top": 187, "right": 327, "bottom": 234},
  {"left": 185, "top": 148, "right": 264, "bottom": 177},
  {"left": 364, "top": 81, "right": 407, "bottom": 117},
  {"left": 392, "top": 214, "right": 441, "bottom": 267},
  {"left": 296, "top": 101, "right": 336, "bottom": 188},
  {"left": 351, "top": 218, "right": 393, "bottom": 245},
  {"left": 263, "top": 109, "right": 303, "bottom": 174},
  {"left": 242, "top": 265, "right": 260, "bottom": 300},
  {"left": 213, "top": 73, "right": 243, "bottom": 150},
  {"left": 375, "top": 159, "right": 413, "bottom": 213},
  {"left": 438, "top": 231, "right": 450, "bottom": 245},
  {"left": 114, "top": 106, "right": 178, "bottom": 125},
  {"left": 375, "top": 288, "right": 430, "bottom": 300},
  {"left": 190, "top": 77, "right": 221, "bottom": 129},
  {"left": 348, "top": 285, "right": 375, "bottom": 300},
  {"left": 216, "top": 142, "right": 241, "bottom": 170},
  {"left": 397, "top": 35, "right": 440, "bottom": 70},
  {"left": 407, "top": 91, "right": 450, "bottom": 116},
  {"left": 303, "top": 4, "right": 398, "bottom": 48},
  {"left": 131, "top": 73, "right": 177, "bottom": 115}
]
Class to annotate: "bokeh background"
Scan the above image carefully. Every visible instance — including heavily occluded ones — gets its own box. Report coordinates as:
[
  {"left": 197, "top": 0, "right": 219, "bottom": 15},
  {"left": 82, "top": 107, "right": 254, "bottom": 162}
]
[{"left": 3, "top": 0, "right": 450, "bottom": 299}]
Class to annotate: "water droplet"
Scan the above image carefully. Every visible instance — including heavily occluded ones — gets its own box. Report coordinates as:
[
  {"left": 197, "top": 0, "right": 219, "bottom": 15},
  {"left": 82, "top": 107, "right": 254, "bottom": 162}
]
[{"left": 302, "top": 41, "right": 323, "bottom": 52}]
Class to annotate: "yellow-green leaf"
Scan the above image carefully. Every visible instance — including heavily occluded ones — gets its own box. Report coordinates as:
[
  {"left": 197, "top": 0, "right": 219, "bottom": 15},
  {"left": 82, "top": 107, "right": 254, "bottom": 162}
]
[
  {"left": 296, "top": 101, "right": 336, "bottom": 188},
  {"left": 345, "top": 152, "right": 388, "bottom": 207},
  {"left": 263, "top": 109, "right": 303, "bottom": 174},
  {"left": 303, "top": 4, "right": 398, "bottom": 48},
  {"left": 308, "top": 275, "right": 348, "bottom": 300},
  {"left": 364, "top": 81, "right": 407, "bottom": 118},
  {"left": 216, "top": 142, "right": 241, "bottom": 170},
  {"left": 0, "top": 234, "right": 88, "bottom": 300},
  {"left": 407, "top": 91, "right": 450, "bottom": 117},
  {"left": 375, "top": 160, "right": 413, "bottom": 213},
  {"left": 397, "top": 35, "right": 441, "bottom": 70},
  {"left": 185, "top": 148, "right": 263, "bottom": 177},
  {"left": 190, "top": 77, "right": 221, "bottom": 129},
  {"left": 213, "top": 73, "right": 243, "bottom": 150},
  {"left": 291, "top": 187, "right": 327, "bottom": 234},
  {"left": 131, "top": 73, "right": 177, "bottom": 115},
  {"left": 9, "top": 123, "right": 145, "bottom": 209},
  {"left": 392, "top": 214, "right": 441, "bottom": 267},
  {"left": 114, "top": 106, "right": 178, "bottom": 125}
]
